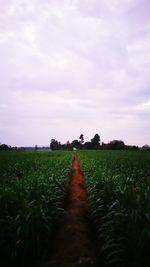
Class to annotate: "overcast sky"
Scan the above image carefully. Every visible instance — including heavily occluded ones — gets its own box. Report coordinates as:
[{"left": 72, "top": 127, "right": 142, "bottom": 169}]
[{"left": 0, "top": 0, "right": 150, "bottom": 147}]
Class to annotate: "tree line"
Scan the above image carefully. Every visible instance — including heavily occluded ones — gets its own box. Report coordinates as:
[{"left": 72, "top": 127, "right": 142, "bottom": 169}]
[
  {"left": 1, "top": 134, "right": 149, "bottom": 151},
  {"left": 50, "top": 133, "right": 101, "bottom": 150},
  {"left": 50, "top": 134, "right": 140, "bottom": 150}
]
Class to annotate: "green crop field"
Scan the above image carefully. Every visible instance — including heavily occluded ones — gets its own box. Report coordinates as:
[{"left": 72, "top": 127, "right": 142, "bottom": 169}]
[
  {"left": 0, "top": 149, "right": 150, "bottom": 267},
  {"left": 0, "top": 150, "right": 72, "bottom": 265},
  {"left": 79, "top": 150, "right": 150, "bottom": 267}
]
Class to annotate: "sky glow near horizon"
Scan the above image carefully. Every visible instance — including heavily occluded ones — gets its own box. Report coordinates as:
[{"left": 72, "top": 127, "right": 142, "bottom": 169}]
[{"left": 0, "top": 0, "right": 150, "bottom": 146}]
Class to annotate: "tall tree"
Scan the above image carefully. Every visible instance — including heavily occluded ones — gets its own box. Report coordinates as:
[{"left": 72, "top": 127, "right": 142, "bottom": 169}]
[
  {"left": 50, "top": 139, "right": 60, "bottom": 150},
  {"left": 91, "top": 133, "right": 100, "bottom": 149},
  {"left": 79, "top": 134, "right": 84, "bottom": 144}
]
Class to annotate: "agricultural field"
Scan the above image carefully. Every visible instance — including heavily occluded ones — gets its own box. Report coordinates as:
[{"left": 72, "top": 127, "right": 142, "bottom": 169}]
[
  {"left": 1, "top": 149, "right": 150, "bottom": 267},
  {"left": 0, "top": 150, "right": 72, "bottom": 266},
  {"left": 79, "top": 150, "right": 150, "bottom": 267}
]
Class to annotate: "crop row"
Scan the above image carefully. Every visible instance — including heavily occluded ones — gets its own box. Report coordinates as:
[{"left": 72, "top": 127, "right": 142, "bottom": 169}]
[
  {"left": 79, "top": 150, "right": 150, "bottom": 267},
  {"left": 0, "top": 151, "right": 72, "bottom": 266}
]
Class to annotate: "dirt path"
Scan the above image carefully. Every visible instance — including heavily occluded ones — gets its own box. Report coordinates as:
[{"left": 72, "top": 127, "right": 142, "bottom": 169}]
[{"left": 45, "top": 155, "right": 97, "bottom": 267}]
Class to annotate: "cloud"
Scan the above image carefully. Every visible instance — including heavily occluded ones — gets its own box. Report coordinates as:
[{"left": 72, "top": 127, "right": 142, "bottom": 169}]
[{"left": 0, "top": 0, "right": 150, "bottom": 146}]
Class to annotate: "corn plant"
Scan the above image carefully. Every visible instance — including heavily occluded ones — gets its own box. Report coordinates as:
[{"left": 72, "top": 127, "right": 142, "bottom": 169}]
[
  {"left": 79, "top": 150, "right": 150, "bottom": 267},
  {"left": 0, "top": 150, "right": 72, "bottom": 265}
]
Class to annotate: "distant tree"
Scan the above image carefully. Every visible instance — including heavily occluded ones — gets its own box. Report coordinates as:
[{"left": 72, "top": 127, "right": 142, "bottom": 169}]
[
  {"left": 101, "top": 142, "right": 107, "bottom": 149},
  {"left": 66, "top": 141, "right": 71, "bottom": 150},
  {"left": 79, "top": 134, "right": 84, "bottom": 144},
  {"left": 50, "top": 139, "right": 60, "bottom": 150},
  {"left": 66, "top": 141, "right": 70, "bottom": 146},
  {"left": 0, "top": 144, "right": 10, "bottom": 150},
  {"left": 91, "top": 133, "right": 101, "bottom": 149},
  {"left": 107, "top": 140, "right": 125, "bottom": 149},
  {"left": 35, "top": 144, "right": 38, "bottom": 150},
  {"left": 84, "top": 142, "right": 93, "bottom": 149},
  {"left": 71, "top": 139, "right": 80, "bottom": 149},
  {"left": 127, "top": 145, "right": 139, "bottom": 150},
  {"left": 142, "top": 144, "right": 150, "bottom": 150}
]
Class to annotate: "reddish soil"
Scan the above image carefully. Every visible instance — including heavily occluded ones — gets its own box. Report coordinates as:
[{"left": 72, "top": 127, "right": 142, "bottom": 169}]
[{"left": 45, "top": 156, "right": 97, "bottom": 267}]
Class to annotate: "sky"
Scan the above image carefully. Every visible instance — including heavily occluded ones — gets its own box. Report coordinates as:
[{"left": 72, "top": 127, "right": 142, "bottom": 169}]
[{"left": 0, "top": 0, "right": 150, "bottom": 147}]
